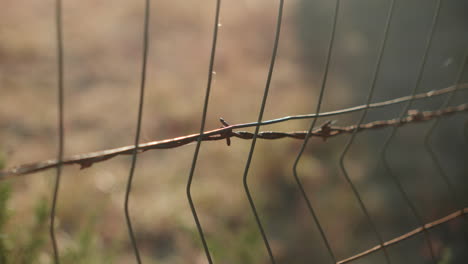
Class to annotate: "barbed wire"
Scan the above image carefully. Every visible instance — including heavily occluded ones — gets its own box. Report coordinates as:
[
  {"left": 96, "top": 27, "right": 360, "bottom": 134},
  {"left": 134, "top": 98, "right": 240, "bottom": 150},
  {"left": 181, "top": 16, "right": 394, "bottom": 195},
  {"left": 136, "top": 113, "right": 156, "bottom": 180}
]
[
  {"left": 1, "top": 101, "right": 466, "bottom": 180},
  {"left": 3, "top": 0, "right": 468, "bottom": 262}
]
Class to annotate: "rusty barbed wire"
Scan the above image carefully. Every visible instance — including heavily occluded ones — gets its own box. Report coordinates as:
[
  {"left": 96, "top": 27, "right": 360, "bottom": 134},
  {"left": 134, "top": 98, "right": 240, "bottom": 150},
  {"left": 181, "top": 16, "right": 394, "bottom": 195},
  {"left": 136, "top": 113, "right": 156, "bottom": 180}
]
[{"left": 1, "top": 102, "right": 466, "bottom": 180}]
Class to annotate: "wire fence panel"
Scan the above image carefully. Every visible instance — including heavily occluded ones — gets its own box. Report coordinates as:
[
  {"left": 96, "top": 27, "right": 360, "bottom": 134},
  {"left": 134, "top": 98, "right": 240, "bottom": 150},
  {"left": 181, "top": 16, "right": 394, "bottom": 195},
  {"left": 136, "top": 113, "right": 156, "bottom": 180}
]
[{"left": 0, "top": 0, "right": 467, "bottom": 263}]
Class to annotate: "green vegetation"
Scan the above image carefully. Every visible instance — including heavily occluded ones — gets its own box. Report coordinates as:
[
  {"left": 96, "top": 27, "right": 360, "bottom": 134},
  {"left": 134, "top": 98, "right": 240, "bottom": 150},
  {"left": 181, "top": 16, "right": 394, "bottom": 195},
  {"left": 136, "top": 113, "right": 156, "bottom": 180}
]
[
  {"left": 0, "top": 155, "right": 115, "bottom": 263},
  {"left": 0, "top": 183, "right": 116, "bottom": 263},
  {"left": 1, "top": 0, "right": 467, "bottom": 262}
]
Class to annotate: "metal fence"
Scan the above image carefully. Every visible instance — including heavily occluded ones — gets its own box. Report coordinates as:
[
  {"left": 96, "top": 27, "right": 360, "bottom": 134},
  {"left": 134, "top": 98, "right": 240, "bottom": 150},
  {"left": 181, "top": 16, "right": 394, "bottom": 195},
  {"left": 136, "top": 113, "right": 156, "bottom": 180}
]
[{"left": 1, "top": 0, "right": 467, "bottom": 263}]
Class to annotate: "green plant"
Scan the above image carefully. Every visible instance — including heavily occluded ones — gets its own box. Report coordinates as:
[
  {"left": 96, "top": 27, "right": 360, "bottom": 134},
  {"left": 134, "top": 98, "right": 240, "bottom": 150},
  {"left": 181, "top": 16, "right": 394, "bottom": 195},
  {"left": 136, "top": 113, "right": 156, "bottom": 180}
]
[
  {"left": 0, "top": 151, "right": 115, "bottom": 263},
  {"left": 0, "top": 182, "right": 11, "bottom": 263}
]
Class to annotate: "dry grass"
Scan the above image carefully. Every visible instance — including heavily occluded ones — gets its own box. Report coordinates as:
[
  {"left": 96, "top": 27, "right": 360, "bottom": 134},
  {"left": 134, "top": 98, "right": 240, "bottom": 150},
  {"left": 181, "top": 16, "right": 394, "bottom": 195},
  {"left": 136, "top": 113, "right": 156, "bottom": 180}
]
[{"left": 1, "top": 0, "right": 467, "bottom": 263}]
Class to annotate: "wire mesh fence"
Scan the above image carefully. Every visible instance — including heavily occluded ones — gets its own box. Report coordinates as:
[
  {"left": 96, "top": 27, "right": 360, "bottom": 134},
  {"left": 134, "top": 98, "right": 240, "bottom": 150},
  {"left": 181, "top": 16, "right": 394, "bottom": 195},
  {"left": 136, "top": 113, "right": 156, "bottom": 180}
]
[{"left": 0, "top": 0, "right": 467, "bottom": 263}]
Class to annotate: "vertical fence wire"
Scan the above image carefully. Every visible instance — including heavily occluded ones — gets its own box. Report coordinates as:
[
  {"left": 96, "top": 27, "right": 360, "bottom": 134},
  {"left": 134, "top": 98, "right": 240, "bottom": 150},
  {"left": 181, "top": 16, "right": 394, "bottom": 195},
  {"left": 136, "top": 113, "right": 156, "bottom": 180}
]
[
  {"left": 465, "top": 119, "right": 468, "bottom": 142},
  {"left": 49, "top": 0, "right": 65, "bottom": 262},
  {"left": 291, "top": 1, "right": 340, "bottom": 263},
  {"left": 337, "top": 1, "right": 395, "bottom": 263},
  {"left": 379, "top": 0, "right": 443, "bottom": 262},
  {"left": 32, "top": 0, "right": 466, "bottom": 262},
  {"left": 124, "top": 0, "right": 151, "bottom": 262},
  {"left": 423, "top": 47, "right": 468, "bottom": 212},
  {"left": 241, "top": 1, "right": 284, "bottom": 263},
  {"left": 423, "top": 47, "right": 468, "bottom": 246},
  {"left": 186, "top": 1, "right": 221, "bottom": 263}
]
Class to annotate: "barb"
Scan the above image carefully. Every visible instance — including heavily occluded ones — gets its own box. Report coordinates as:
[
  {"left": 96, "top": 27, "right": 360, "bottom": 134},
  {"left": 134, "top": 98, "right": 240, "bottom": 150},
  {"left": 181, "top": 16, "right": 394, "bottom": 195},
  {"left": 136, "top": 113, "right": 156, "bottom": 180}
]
[
  {"left": 338, "top": 1, "right": 395, "bottom": 262},
  {"left": 242, "top": 1, "right": 284, "bottom": 263},
  {"left": 124, "top": 0, "right": 151, "bottom": 262},
  {"left": 379, "top": 1, "right": 442, "bottom": 262},
  {"left": 337, "top": 208, "right": 468, "bottom": 264},
  {"left": 1, "top": 84, "right": 465, "bottom": 179},
  {"left": 292, "top": 0, "right": 340, "bottom": 262},
  {"left": 50, "top": 0, "right": 65, "bottom": 262},
  {"left": 186, "top": 1, "right": 221, "bottom": 263},
  {"left": 1, "top": 104, "right": 466, "bottom": 180}
]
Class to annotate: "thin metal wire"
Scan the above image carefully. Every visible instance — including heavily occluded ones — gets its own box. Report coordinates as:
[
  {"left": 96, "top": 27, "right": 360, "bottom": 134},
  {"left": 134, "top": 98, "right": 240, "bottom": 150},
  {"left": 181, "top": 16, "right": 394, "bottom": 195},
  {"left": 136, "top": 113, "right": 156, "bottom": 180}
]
[
  {"left": 186, "top": 1, "right": 221, "bottom": 263},
  {"left": 222, "top": 83, "right": 467, "bottom": 131},
  {"left": 291, "top": 0, "right": 340, "bottom": 262},
  {"left": 242, "top": 1, "right": 283, "bottom": 263},
  {"left": 50, "top": 0, "right": 64, "bottom": 262},
  {"left": 338, "top": 208, "right": 468, "bottom": 264},
  {"left": 379, "top": 0, "right": 443, "bottom": 262},
  {"left": 423, "top": 47, "right": 468, "bottom": 250},
  {"left": 423, "top": 46, "right": 468, "bottom": 210},
  {"left": 124, "top": 0, "right": 151, "bottom": 262},
  {"left": 338, "top": 1, "right": 395, "bottom": 263},
  {"left": 2, "top": 83, "right": 465, "bottom": 180},
  {"left": 2, "top": 97, "right": 467, "bottom": 180}
]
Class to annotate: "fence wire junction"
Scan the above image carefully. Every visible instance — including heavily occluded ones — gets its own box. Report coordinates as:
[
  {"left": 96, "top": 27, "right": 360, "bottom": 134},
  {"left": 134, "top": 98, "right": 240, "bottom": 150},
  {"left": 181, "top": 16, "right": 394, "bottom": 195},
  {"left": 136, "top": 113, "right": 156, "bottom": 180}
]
[{"left": 1, "top": 0, "right": 468, "bottom": 263}]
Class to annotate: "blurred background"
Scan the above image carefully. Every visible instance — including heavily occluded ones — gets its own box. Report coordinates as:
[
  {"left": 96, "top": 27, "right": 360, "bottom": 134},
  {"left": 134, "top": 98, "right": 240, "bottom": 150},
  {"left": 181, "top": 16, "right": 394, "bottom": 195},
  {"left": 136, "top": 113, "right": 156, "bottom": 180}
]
[{"left": 1, "top": 0, "right": 467, "bottom": 263}]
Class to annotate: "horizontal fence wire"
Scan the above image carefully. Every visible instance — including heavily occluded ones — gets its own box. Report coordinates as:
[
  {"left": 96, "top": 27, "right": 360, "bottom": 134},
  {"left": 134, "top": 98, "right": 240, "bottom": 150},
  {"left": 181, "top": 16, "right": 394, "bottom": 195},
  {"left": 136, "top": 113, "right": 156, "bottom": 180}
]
[
  {"left": 380, "top": 1, "right": 442, "bottom": 262},
  {"left": 423, "top": 46, "right": 468, "bottom": 226},
  {"left": 338, "top": 0, "right": 395, "bottom": 263},
  {"left": 338, "top": 208, "right": 468, "bottom": 264},
  {"left": 1, "top": 99, "right": 466, "bottom": 179},
  {"left": 3, "top": 0, "right": 468, "bottom": 263}
]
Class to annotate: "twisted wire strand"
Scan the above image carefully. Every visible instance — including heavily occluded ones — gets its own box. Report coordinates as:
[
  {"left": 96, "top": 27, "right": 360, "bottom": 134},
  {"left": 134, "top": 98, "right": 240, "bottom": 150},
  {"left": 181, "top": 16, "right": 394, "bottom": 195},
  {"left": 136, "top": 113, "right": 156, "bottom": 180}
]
[
  {"left": 5, "top": 1, "right": 466, "bottom": 263},
  {"left": 50, "top": 0, "right": 65, "bottom": 262},
  {"left": 379, "top": 0, "right": 442, "bottom": 262},
  {"left": 242, "top": 1, "right": 284, "bottom": 263},
  {"left": 186, "top": 1, "right": 221, "bottom": 263},
  {"left": 1, "top": 102, "right": 467, "bottom": 180},
  {"left": 337, "top": 1, "right": 395, "bottom": 263},
  {"left": 1, "top": 83, "right": 465, "bottom": 177},
  {"left": 124, "top": 0, "right": 151, "bottom": 262},
  {"left": 291, "top": 0, "right": 340, "bottom": 262}
]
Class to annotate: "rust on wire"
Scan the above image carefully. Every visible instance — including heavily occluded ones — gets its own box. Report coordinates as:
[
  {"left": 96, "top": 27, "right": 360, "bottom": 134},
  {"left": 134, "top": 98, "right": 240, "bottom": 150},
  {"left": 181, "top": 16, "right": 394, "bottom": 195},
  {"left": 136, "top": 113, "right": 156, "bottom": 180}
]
[
  {"left": 337, "top": 207, "right": 468, "bottom": 264},
  {"left": 1, "top": 103, "right": 467, "bottom": 179},
  {"left": 337, "top": 1, "right": 395, "bottom": 262},
  {"left": 379, "top": 1, "right": 442, "bottom": 261}
]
